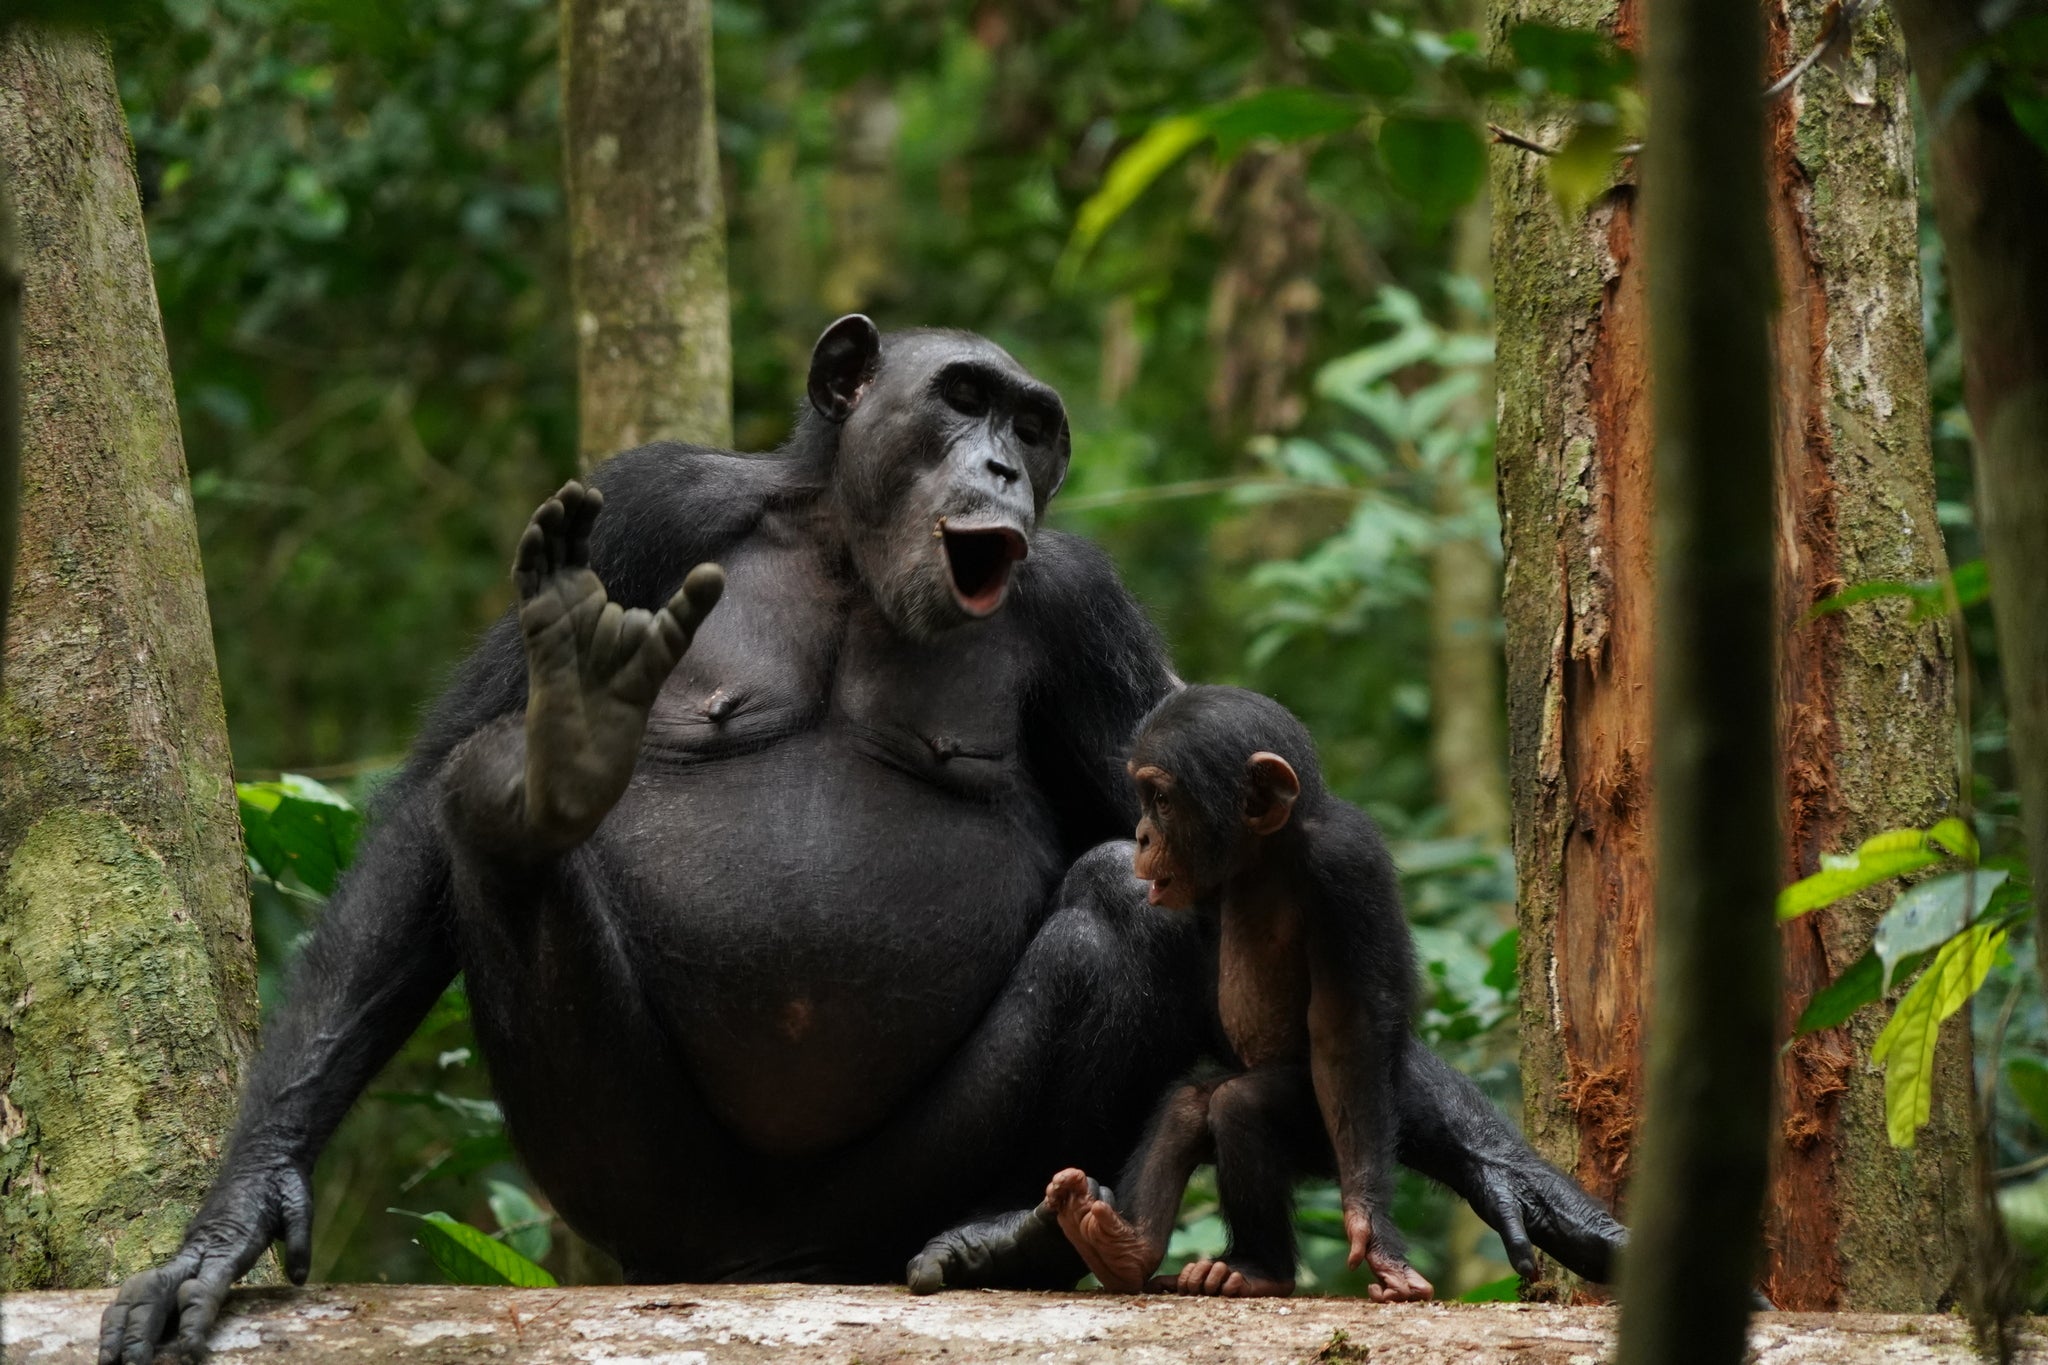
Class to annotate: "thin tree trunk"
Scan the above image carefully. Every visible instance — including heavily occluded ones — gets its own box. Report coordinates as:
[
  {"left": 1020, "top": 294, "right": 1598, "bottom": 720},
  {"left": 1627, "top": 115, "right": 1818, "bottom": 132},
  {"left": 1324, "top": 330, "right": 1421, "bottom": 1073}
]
[
  {"left": 0, "top": 168, "right": 17, "bottom": 691},
  {"left": 1492, "top": 0, "right": 1971, "bottom": 1309},
  {"left": 1889, "top": 0, "right": 2048, "bottom": 1024},
  {"left": 0, "top": 25, "right": 258, "bottom": 1288},
  {"left": 1616, "top": 0, "right": 1778, "bottom": 1351},
  {"left": 560, "top": 0, "right": 731, "bottom": 463}
]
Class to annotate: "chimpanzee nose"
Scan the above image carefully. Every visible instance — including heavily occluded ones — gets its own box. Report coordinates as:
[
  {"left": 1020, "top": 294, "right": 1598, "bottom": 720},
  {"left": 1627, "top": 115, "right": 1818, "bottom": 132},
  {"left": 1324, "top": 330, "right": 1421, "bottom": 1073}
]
[
  {"left": 986, "top": 458, "right": 1019, "bottom": 484},
  {"left": 1136, "top": 829, "right": 1151, "bottom": 851}
]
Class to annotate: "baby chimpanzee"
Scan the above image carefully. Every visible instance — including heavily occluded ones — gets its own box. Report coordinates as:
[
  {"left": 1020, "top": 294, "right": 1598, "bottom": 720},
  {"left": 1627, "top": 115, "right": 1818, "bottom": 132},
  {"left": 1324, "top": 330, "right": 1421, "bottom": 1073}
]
[{"left": 1043, "top": 685, "right": 1433, "bottom": 1302}]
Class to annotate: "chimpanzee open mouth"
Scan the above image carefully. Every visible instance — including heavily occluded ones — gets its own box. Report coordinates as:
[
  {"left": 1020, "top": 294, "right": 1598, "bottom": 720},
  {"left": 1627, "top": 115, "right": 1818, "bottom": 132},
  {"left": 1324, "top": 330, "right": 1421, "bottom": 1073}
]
[{"left": 941, "top": 523, "right": 1029, "bottom": 616}]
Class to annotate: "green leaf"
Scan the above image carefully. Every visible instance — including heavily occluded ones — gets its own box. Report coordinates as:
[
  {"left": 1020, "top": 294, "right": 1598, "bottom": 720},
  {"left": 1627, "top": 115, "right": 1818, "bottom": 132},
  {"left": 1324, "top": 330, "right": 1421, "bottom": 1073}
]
[
  {"left": 1925, "top": 817, "right": 1979, "bottom": 861},
  {"left": 1777, "top": 828, "right": 1946, "bottom": 919},
  {"left": 1808, "top": 561, "right": 1988, "bottom": 622},
  {"left": 237, "top": 776, "right": 362, "bottom": 895},
  {"left": 1546, "top": 120, "right": 1623, "bottom": 217},
  {"left": 400, "top": 1130, "right": 515, "bottom": 1193},
  {"left": 1377, "top": 116, "right": 1486, "bottom": 217},
  {"left": 488, "top": 1179, "right": 554, "bottom": 1263},
  {"left": 2008, "top": 1058, "right": 2048, "bottom": 1134},
  {"left": 2006, "top": 89, "right": 2048, "bottom": 157},
  {"left": 1326, "top": 35, "right": 1413, "bottom": 98},
  {"left": 1871, "top": 869, "right": 2007, "bottom": 989},
  {"left": 1057, "top": 115, "right": 1209, "bottom": 285},
  {"left": 1459, "top": 1272, "right": 1522, "bottom": 1302},
  {"left": 1871, "top": 922, "right": 2004, "bottom": 1147},
  {"left": 1794, "top": 948, "right": 1920, "bottom": 1037},
  {"left": 390, "top": 1210, "right": 557, "bottom": 1286},
  {"left": 1206, "top": 88, "right": 1361, "bottom": 160},
  {"left": 1507, "top": 22, "right": 1636, "bottom": 99}
]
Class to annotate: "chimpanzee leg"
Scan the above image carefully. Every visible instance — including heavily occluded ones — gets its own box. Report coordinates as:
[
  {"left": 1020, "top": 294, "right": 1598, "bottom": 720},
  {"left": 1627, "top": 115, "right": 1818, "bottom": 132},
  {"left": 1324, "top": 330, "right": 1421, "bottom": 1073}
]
[
  {"left": 1167, "top": 1065, "right": 1316, "bottom": 1297},
  {"left": 882, "top": 842, "right": 1213, "bottom": 1292}
]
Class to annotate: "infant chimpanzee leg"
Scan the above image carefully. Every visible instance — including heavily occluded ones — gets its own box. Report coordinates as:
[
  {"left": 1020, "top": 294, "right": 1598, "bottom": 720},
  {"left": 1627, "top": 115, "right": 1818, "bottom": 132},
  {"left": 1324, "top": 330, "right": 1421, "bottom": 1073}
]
[{"left": 1169, "top": 1066, "right": 1315, "bottom": 1298}]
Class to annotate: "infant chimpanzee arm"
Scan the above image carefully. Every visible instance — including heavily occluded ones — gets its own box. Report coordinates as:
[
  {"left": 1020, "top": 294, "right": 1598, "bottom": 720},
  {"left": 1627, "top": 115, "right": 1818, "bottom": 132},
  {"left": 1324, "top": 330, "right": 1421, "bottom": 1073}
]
[{"left": 1302, "top": 805, "right": 1435, "bottom": 1303}]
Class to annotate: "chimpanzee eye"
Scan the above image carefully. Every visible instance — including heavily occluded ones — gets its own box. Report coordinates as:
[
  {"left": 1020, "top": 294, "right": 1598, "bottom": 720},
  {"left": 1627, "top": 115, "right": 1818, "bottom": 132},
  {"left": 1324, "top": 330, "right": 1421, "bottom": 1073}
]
[
  {"left": 945, "top": 373, "right": 989, "bottom": 417},
  {"left": 1014, "top": 409, "right": 1047, "bottom": 445}
]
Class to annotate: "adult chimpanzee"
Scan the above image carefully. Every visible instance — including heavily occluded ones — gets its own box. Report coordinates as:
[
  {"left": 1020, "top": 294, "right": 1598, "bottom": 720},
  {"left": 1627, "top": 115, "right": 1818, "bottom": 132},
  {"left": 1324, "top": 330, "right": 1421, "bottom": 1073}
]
[
  {"left": 101, "top": 317, "right": 1623, "bottom": 1364},
  {"left": 1045, "top": 685, "right": 1435, "bottom": 1303}
]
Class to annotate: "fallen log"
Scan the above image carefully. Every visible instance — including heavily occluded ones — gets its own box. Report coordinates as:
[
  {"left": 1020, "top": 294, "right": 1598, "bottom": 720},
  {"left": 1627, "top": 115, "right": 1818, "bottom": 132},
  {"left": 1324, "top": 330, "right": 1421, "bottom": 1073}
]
[{"left": 3, "top": 1283, "right": 2038, "bottom": 1363}]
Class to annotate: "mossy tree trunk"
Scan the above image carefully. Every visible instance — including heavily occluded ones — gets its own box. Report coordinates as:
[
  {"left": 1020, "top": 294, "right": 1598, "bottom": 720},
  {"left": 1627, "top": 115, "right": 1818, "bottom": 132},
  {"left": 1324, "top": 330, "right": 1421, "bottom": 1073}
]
[
  {"left": 0, "top": 25, "right": 258, "bottom": 1289},
  {"left": 560, "top": 0, "right": 731, "bottom": 464},
  {"left": 1492, "top": 0, "right": 1971, "bottom": 1310}
]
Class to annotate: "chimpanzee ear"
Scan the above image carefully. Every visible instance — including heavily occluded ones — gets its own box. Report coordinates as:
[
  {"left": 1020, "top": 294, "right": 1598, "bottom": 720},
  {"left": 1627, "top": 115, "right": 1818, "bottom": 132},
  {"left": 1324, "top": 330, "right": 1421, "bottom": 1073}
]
[
  {"left": 808, "top": 314, "right": 882, "bottom": 423},
  {"left": 1243, "top": 752, "right": 1300, "bottom": 836}
]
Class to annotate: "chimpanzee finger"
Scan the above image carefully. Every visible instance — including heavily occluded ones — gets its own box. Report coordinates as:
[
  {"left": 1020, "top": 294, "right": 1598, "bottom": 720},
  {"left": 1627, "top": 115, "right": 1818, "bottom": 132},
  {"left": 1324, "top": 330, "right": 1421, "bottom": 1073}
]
[
  {"left": 513, "top": 523, "right": 549, "bottom": 600},
  {"left": 670, "top": 562, "right": 726, "bottom": 632},
  {"left": 172, "top": 1259, "right": 240, "bottom": 1359},
  {"left": 280, "top": 1167, "right": 314, "bottom": 1285},
  {"left": 1481, "top": 1175, "right": 1536, "bottom": 1280},
  {"left": 589, "top": 601, "right": 627, "bottom": 677},
  {"left": 560, "top": 483, "right": 603, "bottom": 568},
  {"left": 112, "top": 1268, "right": 180, "bottom": 1365}
]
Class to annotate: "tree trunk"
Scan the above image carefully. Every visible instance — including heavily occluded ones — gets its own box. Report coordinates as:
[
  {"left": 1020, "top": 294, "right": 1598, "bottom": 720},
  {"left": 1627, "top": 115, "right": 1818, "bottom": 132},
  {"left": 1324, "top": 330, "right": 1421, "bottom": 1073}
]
[
  {"left": 560, "top": 0, "right": 731, "bottom": 463},
  {"left": 1617, "top": 0, "right": 1778, "bottom": 1351},
  {"left": 0, "top": 165, "right": 18, "bottom": 690},
  {"left": 1492, "top": 0, "right": 1972, "bottom": 1310},
  {"left": 0, "top": 25, "right": 258, "bottom": 1289},
  {"left": 1889, "top": 0, "right": 2048, "bottom": 1011}
]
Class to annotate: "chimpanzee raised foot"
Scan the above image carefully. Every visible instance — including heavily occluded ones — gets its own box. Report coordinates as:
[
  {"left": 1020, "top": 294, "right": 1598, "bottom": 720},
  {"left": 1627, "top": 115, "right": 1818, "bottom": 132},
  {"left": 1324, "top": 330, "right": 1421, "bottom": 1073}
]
[{"left": 102, "top": 316, "right": 1623, "bottom": 1365}]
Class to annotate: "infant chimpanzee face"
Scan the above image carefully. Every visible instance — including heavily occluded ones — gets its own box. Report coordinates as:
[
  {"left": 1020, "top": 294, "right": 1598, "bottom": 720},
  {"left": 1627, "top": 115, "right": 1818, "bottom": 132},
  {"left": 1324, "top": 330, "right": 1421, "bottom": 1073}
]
[{"left": 1128, "top": 761, "right": 1221, "bottom": 909}]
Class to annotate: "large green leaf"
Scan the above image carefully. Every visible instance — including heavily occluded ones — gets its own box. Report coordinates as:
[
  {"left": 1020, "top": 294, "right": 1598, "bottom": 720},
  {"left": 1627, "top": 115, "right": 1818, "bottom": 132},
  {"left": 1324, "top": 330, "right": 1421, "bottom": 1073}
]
[
  {"left": 1870, "top": 869, "right": 2006, "bottom": 990},
  {"left": 390, "top": 1210, "right": 556, "bottom": 1287},
  {"left": 1777, "top": 828, "right": 1947, "bottom": 919},
  {"left": 1871, "top": 922, "right": 2004, "bottom": 1147},
  {"left": 237, "top": 775, "right": 362, "bottom": 896},
  {"left": 1377, "top": 115, "right": 1486, "bottom": 216},
  {"left": 1056, "top": 115, "right": 1209, "bottom": 284}
]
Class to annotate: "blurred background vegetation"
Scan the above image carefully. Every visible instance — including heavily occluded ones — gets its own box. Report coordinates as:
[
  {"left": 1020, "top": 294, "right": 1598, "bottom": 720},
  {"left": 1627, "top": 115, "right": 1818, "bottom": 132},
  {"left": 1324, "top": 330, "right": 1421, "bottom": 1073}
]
[{"left": 99, "top": 0, "right": 2033, "bottom": 1300}]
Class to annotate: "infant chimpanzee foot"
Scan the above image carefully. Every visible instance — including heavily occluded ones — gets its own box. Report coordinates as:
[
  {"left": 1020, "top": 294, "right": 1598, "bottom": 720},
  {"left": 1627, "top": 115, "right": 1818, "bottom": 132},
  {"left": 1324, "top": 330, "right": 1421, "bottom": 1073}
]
[
  {"left": 1363, "top": 1248, "right": 1434, "bottom": 1303},
  {"left": 1042, "top": 1168, "right": 1158, "bottom": 1293},
  {"left": 1168, "top": 1258, "right": 1295, "bottom": 1298}
]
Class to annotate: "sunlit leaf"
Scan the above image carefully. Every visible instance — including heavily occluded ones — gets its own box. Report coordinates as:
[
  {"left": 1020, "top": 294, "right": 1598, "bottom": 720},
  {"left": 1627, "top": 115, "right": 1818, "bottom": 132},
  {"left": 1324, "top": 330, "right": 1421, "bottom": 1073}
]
[
  {"left": 1925, "top": 817, "right": 1979, "bottom": 861},
  {"left": 1057, "top": 115, "right": 1209, "bottom": 285},
  {"left": 1777, "top": 827, "right": 1947, "bottom": 919},
  {"left": 237, "top": 776, "right": 362, "bottom": 896},
  {"left": 1377, "top": 115, "right": 1486, "bottom": 217},
  {"left": 1871, "top": 869, "right": 2006, "bottom": 990},
  {"left": 1871, "top": 922, "right": 2004, "bottom": 1147},
  {"left": 390, "top": 1210, "right": 556, "bottom": 1286}
]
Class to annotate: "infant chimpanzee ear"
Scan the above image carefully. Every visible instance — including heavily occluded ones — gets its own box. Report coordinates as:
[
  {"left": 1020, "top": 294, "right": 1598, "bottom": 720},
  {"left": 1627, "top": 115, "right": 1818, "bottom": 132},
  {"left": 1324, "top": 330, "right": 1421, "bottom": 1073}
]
[
  {"left": 808, "top": 314, "right": 882, "bottom": 423},
  {"left": 1243, "top": 752, "right": 1301, "bottom": 836}
]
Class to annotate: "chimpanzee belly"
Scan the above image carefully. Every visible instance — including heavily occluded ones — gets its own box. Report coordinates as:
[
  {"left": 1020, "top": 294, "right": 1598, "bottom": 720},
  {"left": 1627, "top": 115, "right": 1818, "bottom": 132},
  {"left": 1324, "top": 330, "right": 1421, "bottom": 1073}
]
[{"left": 549, "top": 727, "right": 1061, "bottom": 1158}]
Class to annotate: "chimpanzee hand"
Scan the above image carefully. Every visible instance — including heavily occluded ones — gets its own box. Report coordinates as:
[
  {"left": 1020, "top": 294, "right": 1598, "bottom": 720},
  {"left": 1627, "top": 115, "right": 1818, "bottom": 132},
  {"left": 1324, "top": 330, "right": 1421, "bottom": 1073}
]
[
  {"left": 515, "top": 480, "right": 723, "bottom": 847},
  {"left": 98, "top": 1162, "right": 311, "bottom": 1365}
]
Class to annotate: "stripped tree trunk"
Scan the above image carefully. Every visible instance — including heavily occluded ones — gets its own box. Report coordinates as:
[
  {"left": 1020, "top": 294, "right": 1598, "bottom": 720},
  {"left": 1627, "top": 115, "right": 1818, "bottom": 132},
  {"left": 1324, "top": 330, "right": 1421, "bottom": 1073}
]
[
  {"left": 1491, "top": 0, "right": 1971, "bottom": 1309},
  {"left": 560, "top": 0, "right": 731, "bottom": 462},
  {"left": 0, "top": 25, "right": 258, "bottom": 1288}
]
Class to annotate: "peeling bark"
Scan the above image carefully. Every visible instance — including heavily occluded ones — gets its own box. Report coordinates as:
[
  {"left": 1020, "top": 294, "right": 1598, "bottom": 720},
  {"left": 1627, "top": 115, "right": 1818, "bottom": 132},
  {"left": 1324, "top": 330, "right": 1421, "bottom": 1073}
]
[
  {"left": 1491, "top": 0, "right": 1970, "bottom": 1310},
  {"left": 560, "top": 0, "right": 732, "bottom": 462},
  {"left": 5, "top": 1285, "right": 2040, "bottom": 1365},
  {"left": 0, "top": 26, "right": 257, "bottom": 1288}
]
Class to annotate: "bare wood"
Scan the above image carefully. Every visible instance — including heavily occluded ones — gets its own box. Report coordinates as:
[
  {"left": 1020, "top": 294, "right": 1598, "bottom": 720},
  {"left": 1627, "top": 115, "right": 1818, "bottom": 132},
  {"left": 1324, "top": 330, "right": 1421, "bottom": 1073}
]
[{"left": 6, "top": 1285, "right": 2043, "bottom": 1364}]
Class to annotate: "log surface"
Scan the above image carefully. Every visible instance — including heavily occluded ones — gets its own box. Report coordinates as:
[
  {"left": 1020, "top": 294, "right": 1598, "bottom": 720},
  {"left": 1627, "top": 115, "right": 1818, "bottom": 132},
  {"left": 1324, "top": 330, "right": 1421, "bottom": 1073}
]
[{"left": 3, "top": 1285, "right": 2039, "bottom": 1363}]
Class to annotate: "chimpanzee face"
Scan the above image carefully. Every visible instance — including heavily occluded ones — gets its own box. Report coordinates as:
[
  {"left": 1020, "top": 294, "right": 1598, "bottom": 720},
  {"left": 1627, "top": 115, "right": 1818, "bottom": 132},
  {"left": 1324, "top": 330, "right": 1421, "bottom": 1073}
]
[
  {"left": 1128, "top": 763, "right": 1232, "bottom": 910},
  {"left": 806, "top": 315, "right": 1071, "bottom": 640}
]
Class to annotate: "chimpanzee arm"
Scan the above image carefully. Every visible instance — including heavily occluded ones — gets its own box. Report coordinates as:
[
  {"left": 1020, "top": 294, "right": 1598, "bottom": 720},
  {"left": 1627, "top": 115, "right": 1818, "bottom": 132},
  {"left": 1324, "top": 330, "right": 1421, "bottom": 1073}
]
[
  {"left": 1393, "top": 1039, "right": 1627, "bottom": 1283},
  {"left": 99, "top": 780, "right": 459, "bottom": 1365},
  {"left": 1014, "top": 530, "right": 1178, "bottom": 853},
  {"left": 1302, "top": 810, "right": 1434, "bottom": 1300}
]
